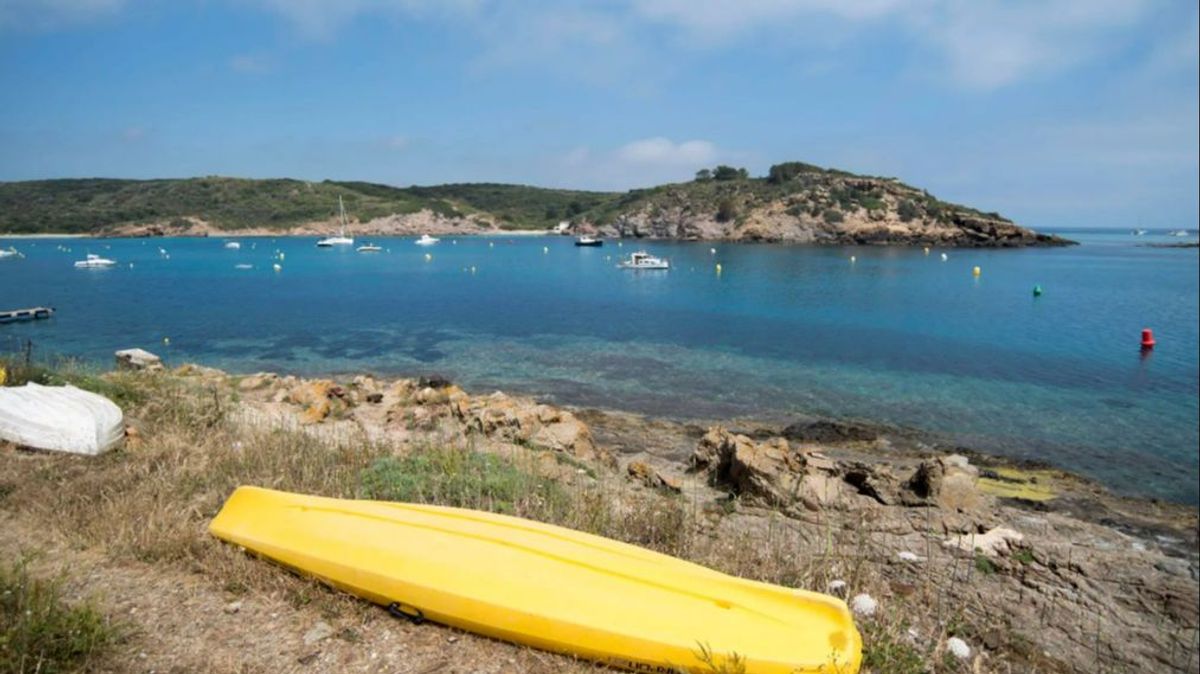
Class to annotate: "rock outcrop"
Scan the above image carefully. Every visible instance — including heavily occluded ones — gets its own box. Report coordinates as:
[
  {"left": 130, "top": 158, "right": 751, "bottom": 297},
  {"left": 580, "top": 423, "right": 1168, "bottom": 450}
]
[
  {"left": 114, "top": 348, "right": 164, "bottom": 372},
  {"left": 692, "top": 426, "right": 985, "bottom": 514}
]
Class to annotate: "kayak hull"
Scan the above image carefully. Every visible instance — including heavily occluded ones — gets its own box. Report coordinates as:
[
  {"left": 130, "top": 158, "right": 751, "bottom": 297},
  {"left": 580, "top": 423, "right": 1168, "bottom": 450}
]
[{"left": 209, "top": 486, "right": 861, "bottom": 674}]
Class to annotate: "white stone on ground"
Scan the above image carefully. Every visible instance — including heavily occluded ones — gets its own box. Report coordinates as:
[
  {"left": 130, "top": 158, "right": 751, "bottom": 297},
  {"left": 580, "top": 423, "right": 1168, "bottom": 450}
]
[
  {"left": 849, "top": 593, "right": 877, "bottom": 617},
  {"left": 897, "top": 551, "right": 923, "bottom": 562},
  {"left": 827, "top": 579, "right": 847, "bottom": 594},
  {"left": 947, "top": 637, "right": 972, "bottom": 660}
]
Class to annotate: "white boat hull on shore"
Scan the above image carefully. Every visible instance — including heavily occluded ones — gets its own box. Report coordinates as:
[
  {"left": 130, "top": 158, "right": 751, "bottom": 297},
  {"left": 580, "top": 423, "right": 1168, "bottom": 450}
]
[{"left": 0, "top": 383, "right": 124, "bottom": 456}]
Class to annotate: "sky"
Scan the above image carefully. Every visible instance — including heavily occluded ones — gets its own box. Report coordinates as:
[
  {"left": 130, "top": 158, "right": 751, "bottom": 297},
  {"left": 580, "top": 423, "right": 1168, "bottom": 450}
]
[{"left": 0, "top": 0, "right": 1196, "bottom": 229}]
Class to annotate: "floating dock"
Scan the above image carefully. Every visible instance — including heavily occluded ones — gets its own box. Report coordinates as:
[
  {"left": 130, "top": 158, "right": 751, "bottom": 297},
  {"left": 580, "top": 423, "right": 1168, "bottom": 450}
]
[{"left": 0, "top": 306, "right": 55, "bottom": 323}]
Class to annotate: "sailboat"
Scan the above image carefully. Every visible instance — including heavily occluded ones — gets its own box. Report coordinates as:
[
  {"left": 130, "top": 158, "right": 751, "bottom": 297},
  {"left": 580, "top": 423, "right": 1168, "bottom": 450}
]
[{"left": 316, "top": 196, "right": 355, "bottom": 247}]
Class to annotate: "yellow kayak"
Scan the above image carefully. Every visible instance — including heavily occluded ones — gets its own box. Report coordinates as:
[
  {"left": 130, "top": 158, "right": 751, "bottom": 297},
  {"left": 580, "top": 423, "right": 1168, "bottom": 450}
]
[{"left": 209, "top": 486, "right": 862, "bottom": 674}]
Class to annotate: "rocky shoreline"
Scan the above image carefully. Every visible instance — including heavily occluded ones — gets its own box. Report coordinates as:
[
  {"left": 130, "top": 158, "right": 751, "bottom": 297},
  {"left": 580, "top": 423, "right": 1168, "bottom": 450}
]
[
  {"left": 25, "top": 210, "right": 1075, "bottom": 248},
  {"left": 3, "top": 357, "right": 1197, "bottom": 672},
  {"left": 171, "top": 362, "right": 1200, "bottom": 670}
]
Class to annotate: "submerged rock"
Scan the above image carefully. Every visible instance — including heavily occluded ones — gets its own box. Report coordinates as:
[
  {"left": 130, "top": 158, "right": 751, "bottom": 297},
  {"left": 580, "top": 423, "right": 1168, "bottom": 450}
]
[{"left": 781, "top": 419, "right": 879, "bottom": 444}]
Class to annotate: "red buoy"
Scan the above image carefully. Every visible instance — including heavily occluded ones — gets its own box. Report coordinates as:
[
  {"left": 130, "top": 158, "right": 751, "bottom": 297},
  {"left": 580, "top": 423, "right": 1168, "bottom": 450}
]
[{"left": 1140, "top": 328, "right": 1156, "bottom": 349}]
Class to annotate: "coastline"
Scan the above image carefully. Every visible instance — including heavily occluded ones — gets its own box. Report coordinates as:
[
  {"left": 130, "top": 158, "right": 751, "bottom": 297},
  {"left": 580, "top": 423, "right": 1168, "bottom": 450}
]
[{"left": 1, "top": 359, "right": 1197, "bottom": 672}]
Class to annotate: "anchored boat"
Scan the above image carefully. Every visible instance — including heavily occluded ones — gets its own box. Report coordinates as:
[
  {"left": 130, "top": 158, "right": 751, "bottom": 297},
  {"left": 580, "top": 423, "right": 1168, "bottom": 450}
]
[
  {"left": 618, "top": 251, "right": 670, "bottom": 270},
  {"left": 74, "top": 254, "right": 117, "bottom": 268},
  {"left": 574, "top": 235, "right": 603, "bottom": 247},
  {"left": 210, "top": 486, "right": 862, "bottom": 674},
  {"left": 317, "top": 196, "right": 355, "bottom": 247},
  {"left": 414, "top": 234, "right": 440, "bottom": 246}
]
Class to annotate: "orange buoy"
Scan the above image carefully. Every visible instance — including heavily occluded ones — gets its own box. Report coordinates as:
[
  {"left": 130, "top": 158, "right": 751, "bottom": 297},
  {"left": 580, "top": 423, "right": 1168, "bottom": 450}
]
[{"left": 1140, "top": 329, "right": 1156, "bottom": 349}]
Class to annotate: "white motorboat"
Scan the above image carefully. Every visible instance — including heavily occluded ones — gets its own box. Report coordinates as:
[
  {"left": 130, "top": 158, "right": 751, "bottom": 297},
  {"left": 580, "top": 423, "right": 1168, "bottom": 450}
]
[
  {"left": 415, "top": 234, "right": 440, "bottom": 246},
  {"left": 317, "top": 196, "right": 355, "bottom": 247},
  {"left": 1131, "top": 229, "right": 1148, "bottom": 236},
  {"left": 224, "top": 241, "right": 242, "bottom": 249},
  {"left": 618, "top": 251, "right": 670, "bottom": 270},
  {"left": 0, "top": 247, "right": 20, "bottom": 259},
  {"left": 357, "top": 243, "right": 382, "bottom": 253},
  {"left": 1168, "top": 229, "right": 1191, "bottom": 237},
  {"left": 574, "top": 236, "right": 603, "bottom": 247},
  {"left": 74, "top": 253, "right": 117, "bottom": 268}
]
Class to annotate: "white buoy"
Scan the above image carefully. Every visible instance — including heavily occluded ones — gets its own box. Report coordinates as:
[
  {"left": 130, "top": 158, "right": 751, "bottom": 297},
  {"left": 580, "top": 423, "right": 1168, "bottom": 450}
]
[
  {"left": 273, "top": 263, "right": 282, "bottom": 272},
  {"left": 850, "top": 255, "right": 856, "bottom": 263},
  {"left": 617, "top": 241, "right": 623, "bottom": 247},
  {"left": 710, "top": 248, "right": 717, "bottom": 254},
  {"left": 489, "top": 241, "right": 494, "bottom": 248},
  {"left": 923, "top": 247, "right": 930, "bottom": 255},
  {"left": 162, "top": 337, "right": 170, "bottom": 345},
  {"left": 941, "top": 252, "right": 948, "bottom": 261},
  {"left": 470, "top": 266, "right": 476, "bottom": 274},
  {"left": 425, "top": 253, "right": 432, "bottom": 261},
  {"left": 543, "top": 246, "right": 549, "bottom": 254}
]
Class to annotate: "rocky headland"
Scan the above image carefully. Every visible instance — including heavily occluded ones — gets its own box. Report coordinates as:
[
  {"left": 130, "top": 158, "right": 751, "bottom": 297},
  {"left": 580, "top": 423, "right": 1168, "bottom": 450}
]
[
  {"left": 1, "top": 358, "right": 1194, "bottom": 673},
  {"left": 2, "top": 167, "right": 1073, "bottom": 247}
]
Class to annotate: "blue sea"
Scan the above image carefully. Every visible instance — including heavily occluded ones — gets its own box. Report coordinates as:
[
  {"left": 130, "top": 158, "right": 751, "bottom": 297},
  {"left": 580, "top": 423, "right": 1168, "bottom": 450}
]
[{"left": 2, "top": 230, "right": 1197, "bottom": 502}]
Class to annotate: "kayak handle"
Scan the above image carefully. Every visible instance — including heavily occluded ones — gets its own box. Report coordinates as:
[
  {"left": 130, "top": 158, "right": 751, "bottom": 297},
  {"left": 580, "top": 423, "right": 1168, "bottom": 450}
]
[{"left": 388, "top": 602, "right": 425, "bottom": 625}]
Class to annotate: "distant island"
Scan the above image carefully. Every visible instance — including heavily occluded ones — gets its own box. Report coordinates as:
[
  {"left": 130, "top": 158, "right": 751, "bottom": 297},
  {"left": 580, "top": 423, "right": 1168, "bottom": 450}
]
[{"left": 0, "top": 162, "right": 1073, "bottom": 246}]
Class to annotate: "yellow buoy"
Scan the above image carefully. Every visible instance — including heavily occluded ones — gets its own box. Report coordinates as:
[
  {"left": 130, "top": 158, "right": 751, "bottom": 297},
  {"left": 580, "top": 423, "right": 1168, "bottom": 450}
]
[
  {"left": 279, "top": 252, "right": 285, "bottom": 261},
  {"left": 923, "top": 247, "right": 930, "bottom": 255},
  {"left": 715, "top": 263, "right": 723, "bottom": 274},
  {"left": 972, "top": 266, "right": 981, "bottom": 276}
]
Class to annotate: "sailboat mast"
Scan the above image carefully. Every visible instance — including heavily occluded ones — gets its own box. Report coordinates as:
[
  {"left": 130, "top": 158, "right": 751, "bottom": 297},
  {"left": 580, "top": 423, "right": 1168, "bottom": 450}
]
[{"left": 338, "top": 195, "right": 347, "bottom": 237}]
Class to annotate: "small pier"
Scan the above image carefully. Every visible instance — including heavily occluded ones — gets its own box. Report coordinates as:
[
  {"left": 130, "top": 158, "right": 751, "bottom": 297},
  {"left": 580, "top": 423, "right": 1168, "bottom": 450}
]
[{"left": 0, "top": 306, "right": 55, "bottom": 324}]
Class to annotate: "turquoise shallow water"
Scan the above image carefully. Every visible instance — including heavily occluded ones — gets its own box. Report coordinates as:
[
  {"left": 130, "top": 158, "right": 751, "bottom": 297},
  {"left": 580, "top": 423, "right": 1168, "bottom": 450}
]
[{"left": 2, "top": 230, "right": 1197, "bottom": 502}]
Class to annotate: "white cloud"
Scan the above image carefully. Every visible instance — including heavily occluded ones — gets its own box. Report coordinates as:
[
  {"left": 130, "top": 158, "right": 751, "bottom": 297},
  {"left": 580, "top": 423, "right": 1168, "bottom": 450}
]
[
  {"left": 241, "top": 0, "right": 481, "bottom": 40},
  {"left": 5, "top": 0, "right": 1172, "bottom": 91},
  {"left": 919, "top": 0, "right": 1154, "bottom": 89},
  {"left": 629, "top": 0, "right": 907, "bottom": 41},
  {"left": 616, "top": 137, "right": 717, "bottom": 165},
  {"left": 544, "top": 137, "right": 722, "bottom": 189},
  {"left": 0, "top": 0, "right": 127, "bottom": 30}
]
